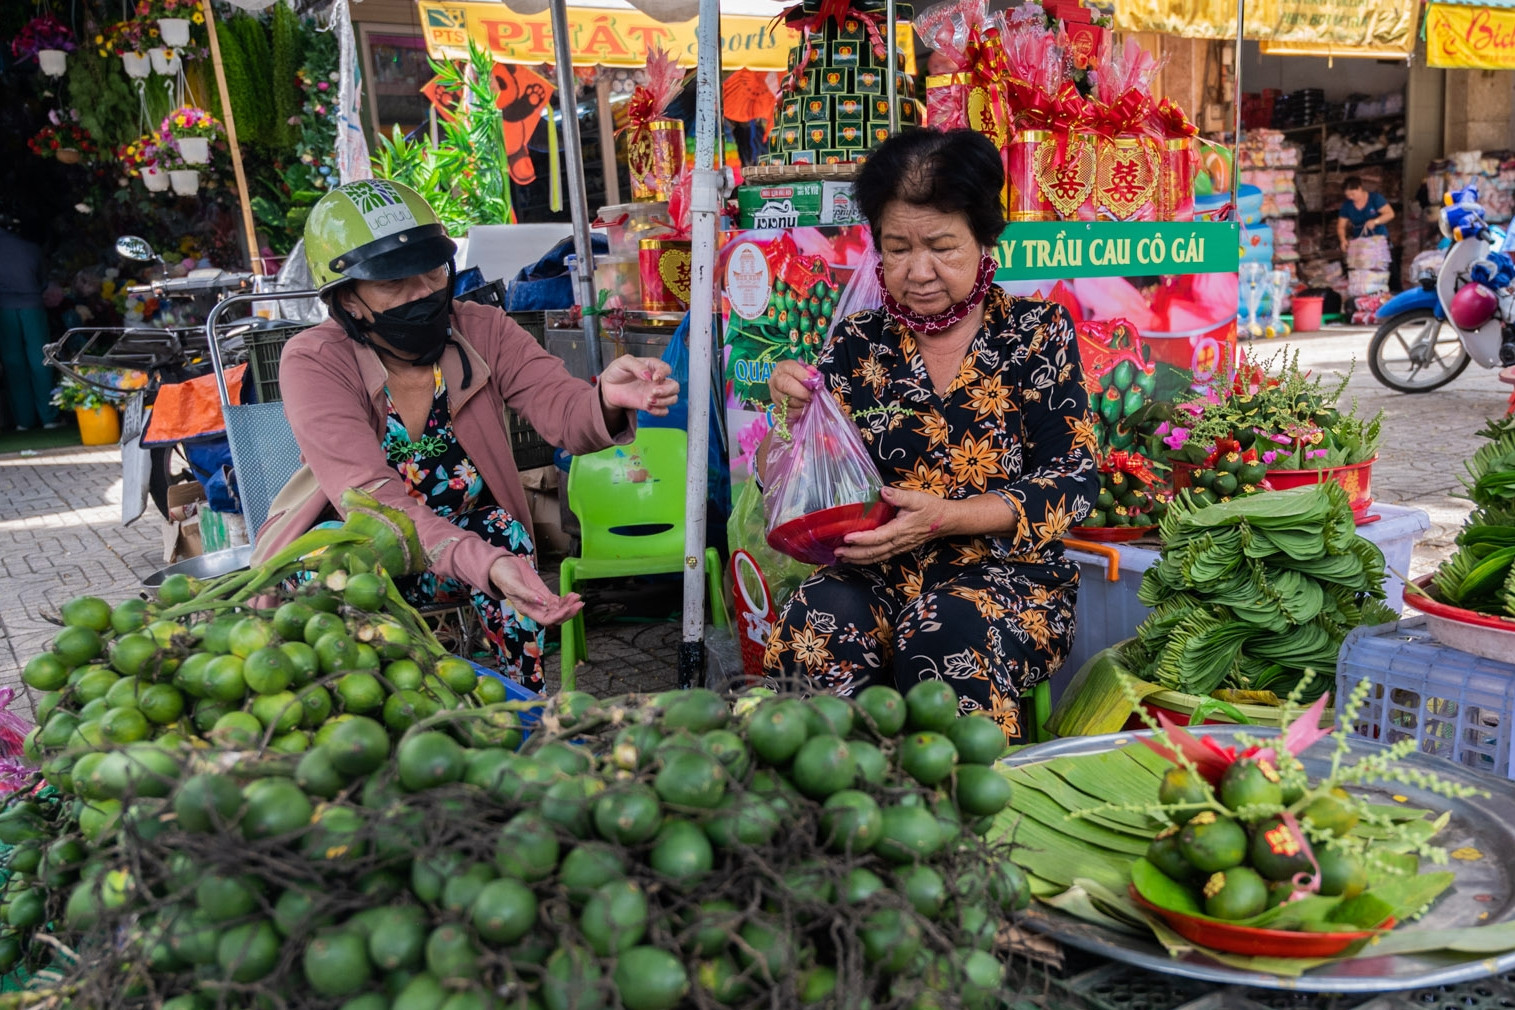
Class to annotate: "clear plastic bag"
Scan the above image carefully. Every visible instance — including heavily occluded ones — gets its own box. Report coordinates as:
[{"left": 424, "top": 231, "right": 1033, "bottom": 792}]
[{"left": 763, "top": 373, "right": 895, "bottom": 565}]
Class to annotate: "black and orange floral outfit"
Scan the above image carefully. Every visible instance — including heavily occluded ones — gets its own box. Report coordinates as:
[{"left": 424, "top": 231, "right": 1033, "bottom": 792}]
[{"left": 763, "top": 287, "right": 1098, "bottom": 739}]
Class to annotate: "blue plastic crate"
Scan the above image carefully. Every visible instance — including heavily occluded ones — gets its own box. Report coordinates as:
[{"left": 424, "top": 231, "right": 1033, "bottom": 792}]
[
  {"left": 465, "top": 659, "right": 543, "bottom": 739},
  {"left": 1336, "top": 617, "right": 1515, "bottom": 778}
]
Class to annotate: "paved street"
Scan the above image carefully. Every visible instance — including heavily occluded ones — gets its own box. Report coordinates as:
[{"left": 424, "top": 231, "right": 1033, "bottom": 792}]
[{"left": 0, "top": 327, "right": 1507, "bottom": 720}]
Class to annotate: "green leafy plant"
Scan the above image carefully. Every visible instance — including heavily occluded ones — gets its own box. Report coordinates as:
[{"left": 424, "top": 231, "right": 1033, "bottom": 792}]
[
  {"left": 371, "top": 38, "right": 514, "bottom": 236},
  {"left": 1156, "top": 350, "right": 1385, "bottom": 470},
  {"left": 269, "top": 1, "right": 303, "bottom": 149},
  {"left": 50, "top": 376, "right": 118, "bottom": 412},
  {"left": 1429, "top": 428, "right": 1515, "bottom": 616}
]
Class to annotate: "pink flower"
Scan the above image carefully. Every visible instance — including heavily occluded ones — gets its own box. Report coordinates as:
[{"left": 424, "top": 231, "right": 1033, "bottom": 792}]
[
  {"left": 314, "top": 104, "right": 326, "bottom": 116},
  {"left": 1261, "top": 449, "right": 1279, "bottom": 464},
  {"left": 1163, "top": 427, "right": 1190, "bottom": 450},
  {"left": 1154, "top": 421, "right": 1171, "bottom": 437},
  {"left": 1269, "top": 432, "right": 1291, "bottom": 445},
  {"left": 1307, "top": 448, "right": 1329, "bottom": 459},
  {"left": 1178, "top": 401, "right": 1205, "bottom": 417},
  {"left": 317, "top": 81, "right": 329, "bottom": 91}
]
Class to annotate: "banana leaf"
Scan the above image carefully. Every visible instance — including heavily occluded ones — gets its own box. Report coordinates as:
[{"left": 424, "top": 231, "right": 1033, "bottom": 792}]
[
  {"left": 996, "top": 811, "right": 1133, "bottom": 894},
  {"left": 1042, "top": 646, "right": 1163, "bottom": 739},
  {"left": 1004, "top": 763, "right": 1160, "bottom": 832},
  {"left": 1005, "top": 785, "right": 1152, "bottom": 855}
]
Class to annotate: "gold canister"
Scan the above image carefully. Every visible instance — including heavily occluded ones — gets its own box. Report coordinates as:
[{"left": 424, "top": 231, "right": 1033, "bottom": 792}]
[
  {"left": 1157, "top": 136, "right": 1197, "bottom": 222},
  {"left": 628, "top": 118, "right": 686, "bottom": 203},
  {"left": 639, "top": 238, "right": 692, "bottom": 312},
  {"left": 1007, "top": 129, "right": 1055, "bottom": 222}
]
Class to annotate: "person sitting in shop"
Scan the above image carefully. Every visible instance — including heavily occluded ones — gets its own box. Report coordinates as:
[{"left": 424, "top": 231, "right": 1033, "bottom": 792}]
[
  {"left": 1337, "top": 176, "right": 1395, "bottom": 246},
  {"left": 758, "top": 129, "right": 1098, "bottom": 742},
  {"left": 253, "top": 179, "right": 679, "bottom": 691}
]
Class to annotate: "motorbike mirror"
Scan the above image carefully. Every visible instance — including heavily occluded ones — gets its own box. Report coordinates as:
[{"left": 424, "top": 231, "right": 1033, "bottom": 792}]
[{"left": 115, "top": 236, "right": 159, "bottom": 263}]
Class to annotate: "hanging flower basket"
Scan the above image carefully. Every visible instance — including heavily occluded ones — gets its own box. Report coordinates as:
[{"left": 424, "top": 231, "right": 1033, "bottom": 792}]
[
  {"left": 177, "top": 136, "right": 209, "bottom": 164},
  {"left": 156, "top": 18, "right": 190, "bottom": 47},
  {"left": 148, "top": 46, "right": 180, "bottom": 76},
  {"left": 141, "top": 164, "right": 170, "bottom": 192},
  {"left": 122, "top": 51, "right": 151, "bottom": 78},
  {"left": 168, "top": 169, "right": 199, "bottom": 195},
  {"left": 55, "top": 148, "right": 82, "bottom": 165},
  {"left": 10, "top": 15, "right": 76, "bottom": 67},
  {"left": 37, "top": 49, "right": 68, "bottom": 77}
]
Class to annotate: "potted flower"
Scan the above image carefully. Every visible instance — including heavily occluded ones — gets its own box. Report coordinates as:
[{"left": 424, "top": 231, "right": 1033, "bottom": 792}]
[
  {"left": 155, "top": 141, "right": 199, "bottom": 196},
  {"left": 10, "top": 15, "right": 76, "bottom": 77},
  {"left": 27, "top": 111, "right": 96, "bottom": 165},
  {"left": 161, "top": 105, "right": 219, "bottom": 165},
  {"left": 50, "top": 376, "right": 121, "bottom": 446},
  {"left": 134, "top": 0, "right": 201, "bottom": 47},
  {"left": 118, "top": 132, "right": 169, "bottom": 192},
  {"left": 97, "top": 20, "right": 150, "bottom": 77}
]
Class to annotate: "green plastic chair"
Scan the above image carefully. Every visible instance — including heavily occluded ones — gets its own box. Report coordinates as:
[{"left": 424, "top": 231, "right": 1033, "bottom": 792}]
[{"left": 558, "top": 428, "right": 728, "bottom": 690}]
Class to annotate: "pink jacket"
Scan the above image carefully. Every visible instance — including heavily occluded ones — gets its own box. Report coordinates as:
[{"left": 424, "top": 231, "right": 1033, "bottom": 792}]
[{"left": 251, "top": 302, "right": 634, "bottom": 594}]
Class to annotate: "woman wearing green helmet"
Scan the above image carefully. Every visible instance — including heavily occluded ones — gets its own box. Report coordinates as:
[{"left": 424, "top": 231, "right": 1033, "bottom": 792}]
[{"left": 254, "top": 179, "right": 678, "bottom": 691}]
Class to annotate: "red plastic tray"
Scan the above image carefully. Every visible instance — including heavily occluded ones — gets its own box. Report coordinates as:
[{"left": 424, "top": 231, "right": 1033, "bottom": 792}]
[
  {"left": 1069, "top": 525, "right": 1151, "bottom": 543},
  {"left": 1405, "top": 575, "right": 1515, "bottom": 632},
  {"left": 767, "top": 501, "right": 897, "bottom": 566},
  {"left": 1127, "top": 886, "right": 1390, "bottom": 957}
]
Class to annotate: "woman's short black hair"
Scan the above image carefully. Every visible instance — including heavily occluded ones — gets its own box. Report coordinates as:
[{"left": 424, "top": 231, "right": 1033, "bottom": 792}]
[{"left": 853, "top": 129, "right": 1006, "bottom": 249}]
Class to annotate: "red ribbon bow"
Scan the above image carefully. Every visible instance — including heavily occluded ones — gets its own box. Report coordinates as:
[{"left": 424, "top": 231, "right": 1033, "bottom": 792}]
[
  {"left": 1154, "top": 97, "right": 1198, "bottom": 139},
  {"left": 1094, "top": 88, "right": 1152, "bottom": 139},
  {"left": 1202, "top": 437, "right": 1259, "bottom": 469},
  {"left": 1103, "top": 450, "right": 1159, "bottom": 487}
]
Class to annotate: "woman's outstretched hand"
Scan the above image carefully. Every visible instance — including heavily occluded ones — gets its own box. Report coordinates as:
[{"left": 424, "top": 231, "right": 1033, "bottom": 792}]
[
  {"left": 767, "top": 360, "right": 819, "bottom": 425},
  {"left": 598, "top": 355, "right": 680, "bottom": 416},
  {"left": 489, "top": 555, "right": 583, "bottom": 626}
]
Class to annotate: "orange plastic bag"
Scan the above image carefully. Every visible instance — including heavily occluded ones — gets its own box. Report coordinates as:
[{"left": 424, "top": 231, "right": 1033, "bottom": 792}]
[{"left": 142, "top": 364, "right": 248, "bottom": 446}]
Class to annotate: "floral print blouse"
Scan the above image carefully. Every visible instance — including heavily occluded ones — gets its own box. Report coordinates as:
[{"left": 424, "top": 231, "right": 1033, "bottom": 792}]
[{"left": 815, "top": 285, "right": 1098, "bottom": 570}]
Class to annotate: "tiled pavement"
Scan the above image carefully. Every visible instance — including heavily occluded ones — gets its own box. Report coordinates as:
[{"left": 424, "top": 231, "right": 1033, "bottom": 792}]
[{"left": 0, "top": 329, "right": 1507, "bottom": 721}]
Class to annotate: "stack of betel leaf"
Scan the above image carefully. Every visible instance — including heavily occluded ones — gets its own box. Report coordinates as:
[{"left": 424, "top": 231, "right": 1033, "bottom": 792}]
[
  {"left": 1, "top": 485, "right": 1042, "bottom": 1010},
  {"left": 1429, "top": 420, "right": 1515, "bottom": 618},
  {"left": 1121, "top": 483, "right": 1396, "bottom": 702}
]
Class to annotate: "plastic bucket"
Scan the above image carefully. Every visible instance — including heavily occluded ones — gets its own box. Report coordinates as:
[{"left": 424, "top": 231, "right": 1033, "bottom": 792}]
[
  {"left": 76, "top": 406, "right": 120, "bottom": 446},
  {"left": 1292, "top": 295, "right": 1324, "bottom": 332}
]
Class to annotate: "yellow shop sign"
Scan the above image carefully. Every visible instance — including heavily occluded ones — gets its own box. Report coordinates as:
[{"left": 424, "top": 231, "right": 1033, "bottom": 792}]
[
  {"left": 1427, "top": 2, "right": 1515, "bottom": 69},
  {"left": 418, "top": 1, "right": 791, "bottom": 70}
]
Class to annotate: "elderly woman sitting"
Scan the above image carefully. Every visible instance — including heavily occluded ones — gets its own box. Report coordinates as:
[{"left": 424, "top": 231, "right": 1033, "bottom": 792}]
[{"left": 758, "top": 129, "right": 1098, "bottom": 741}]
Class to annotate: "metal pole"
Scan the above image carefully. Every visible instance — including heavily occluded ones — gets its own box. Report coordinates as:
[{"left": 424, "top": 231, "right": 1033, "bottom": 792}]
[
  {"left": 202, "top": 0, "right": 263, "bottom": 277},
  {"left": 886, "top": 0, "right": 899, "bottom": 134},
  {"left": 1231, "top": 0, "right": 1244, "bottom": 216},
  {"left": 205, "top": 290, "right": 319, "bottom": 408},
  {"left": 596, "top": 72, "right": 621, "bottom": 207},
  {"left": 548, "top": 0, "right": 602, "bottom": 372},
  {"left": 679, "top": 0, "right": 723, "bottom": 690}
]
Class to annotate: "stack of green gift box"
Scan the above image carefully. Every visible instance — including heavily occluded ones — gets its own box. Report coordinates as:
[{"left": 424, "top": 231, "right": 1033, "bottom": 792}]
[{"left": 762, "top": 1, "right": 916, "bottom": 167}]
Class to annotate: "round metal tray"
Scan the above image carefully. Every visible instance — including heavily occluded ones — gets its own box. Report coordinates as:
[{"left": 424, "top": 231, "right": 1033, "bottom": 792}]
[
  {"left": 1002, "top": 726, "right": 1515, "bottom": 992},
  {"left": 143, "top": 546, "right": 252, "bottom": 587}
]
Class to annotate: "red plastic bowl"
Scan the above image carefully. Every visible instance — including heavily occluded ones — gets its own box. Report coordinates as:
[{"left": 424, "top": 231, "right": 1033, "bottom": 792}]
[
  {"left": 767, "top": 501, "right": 897, "bottom": 566},
  {"left": 1405, "top": 575, "right": 1515, "bottom": 632},
  {"left": 1127, "top": 886, "right": 1391, "bottom": 957}
]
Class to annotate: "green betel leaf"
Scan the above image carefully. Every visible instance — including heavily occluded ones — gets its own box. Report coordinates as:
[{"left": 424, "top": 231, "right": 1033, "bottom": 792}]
[
  {"left": 1324, "top": 892, "right": 1396, "bottom": 930},
  {"left": 1129, "top": 857, "right": 1204, "bottom": 916},
  {"left": 1360, "top": 919, "right": 1515, "bottom": 956}
]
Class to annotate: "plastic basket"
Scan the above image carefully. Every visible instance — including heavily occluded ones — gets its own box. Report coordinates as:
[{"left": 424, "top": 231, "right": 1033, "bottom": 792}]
[
  {"left": 244, "top": 324, "right": 306, "bottom": 404},
  {"left": 1337, "top": 617, "right": 1515, "bottom": 779},
  {"left": 507, "top": 406, "right": 555, "bottom": 472}
]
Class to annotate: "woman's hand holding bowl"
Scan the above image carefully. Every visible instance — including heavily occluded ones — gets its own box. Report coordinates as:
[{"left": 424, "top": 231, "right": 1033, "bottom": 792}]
[{"left": 832, "top": 486, "right": 955, "bottom": 564}]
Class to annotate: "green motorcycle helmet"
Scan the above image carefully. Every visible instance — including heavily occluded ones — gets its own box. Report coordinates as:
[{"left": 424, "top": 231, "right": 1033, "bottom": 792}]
[{"left": 303, "top": 179, "right": 456, "bottom": 295}]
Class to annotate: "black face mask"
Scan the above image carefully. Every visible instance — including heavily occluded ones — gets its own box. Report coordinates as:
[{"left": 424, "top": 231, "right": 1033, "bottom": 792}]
[{"left": 358, "top": 275, "right": 454, "bottom": 366}]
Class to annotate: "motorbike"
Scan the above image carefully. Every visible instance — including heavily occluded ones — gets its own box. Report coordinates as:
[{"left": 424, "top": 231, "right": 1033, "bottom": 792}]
[
  {"left": 43, "top": 236, "right": 288, "bottom": 524},
  {"left": 1368, "top": 186, "right": 1515, "bottom": 393}
]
